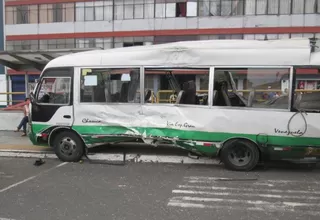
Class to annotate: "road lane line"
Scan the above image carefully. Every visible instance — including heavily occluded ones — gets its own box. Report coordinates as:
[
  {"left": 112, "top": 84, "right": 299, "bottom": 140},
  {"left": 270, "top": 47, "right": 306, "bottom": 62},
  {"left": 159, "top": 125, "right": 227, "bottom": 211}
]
[{"left": 0, "top": 162, "right": 68, "bottom": 193}]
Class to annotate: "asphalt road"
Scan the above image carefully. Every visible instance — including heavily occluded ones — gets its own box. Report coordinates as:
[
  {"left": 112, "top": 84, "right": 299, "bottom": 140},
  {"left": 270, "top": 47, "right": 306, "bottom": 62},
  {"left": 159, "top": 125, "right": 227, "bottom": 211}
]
[{"left": 0, "top": 158, "right": 320, "bottom": 220}]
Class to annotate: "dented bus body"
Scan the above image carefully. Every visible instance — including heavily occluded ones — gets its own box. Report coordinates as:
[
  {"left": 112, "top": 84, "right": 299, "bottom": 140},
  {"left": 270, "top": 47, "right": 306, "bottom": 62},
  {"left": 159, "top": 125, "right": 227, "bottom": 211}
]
[{"left": 28, "top": 38, "right": 320, "bottom": 171}]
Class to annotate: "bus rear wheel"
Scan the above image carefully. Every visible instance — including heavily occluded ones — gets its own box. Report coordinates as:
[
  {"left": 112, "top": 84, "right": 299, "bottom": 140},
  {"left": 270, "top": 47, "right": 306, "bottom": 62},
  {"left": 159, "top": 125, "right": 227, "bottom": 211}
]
[
  {"left": 220, "top": 139, "right": 259, "bottom": 171},
  {"left": 53, "top": 131, "right": 84, "bottom": 162}
]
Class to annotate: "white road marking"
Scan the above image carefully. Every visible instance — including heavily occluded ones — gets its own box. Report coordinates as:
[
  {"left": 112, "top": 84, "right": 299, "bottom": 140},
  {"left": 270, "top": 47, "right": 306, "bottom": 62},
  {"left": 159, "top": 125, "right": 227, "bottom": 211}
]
[
  {"left": 170, "top": 196, "right": 320, "bottom": 207},
  {"left": 177, "top": 185, "right": 320, "bottom": 195},
  {"left": 0, "top": 218, "right": 16, "bottom": 220},
  {"left": 167, "top": 201, "right": 320, "bottom": 216},
  {"left": 167, "top": 201, "right": 263, "bottom": 211},
  {"left": 253, "top": 182, "right": 274, "bottom": 187},
  {"left": 0, "top": 162, "right": 68, "bottom": 193},
  {"left": 172, "top": 189, "right": 320, "bottom": 200},
  {"left": 0, "top": 152, "right": 57, "bottom": 159},
  {"left": 168, "top": 176, "right": 320, "bottom": 216},
  {"left": 185, "top": 176, "right": 320, "bottom": 185}
]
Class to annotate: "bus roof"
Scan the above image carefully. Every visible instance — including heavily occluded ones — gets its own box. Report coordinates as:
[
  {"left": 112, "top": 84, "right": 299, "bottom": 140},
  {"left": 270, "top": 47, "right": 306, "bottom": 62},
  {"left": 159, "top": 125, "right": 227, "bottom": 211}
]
[{"left": 44, "top": 38, "right": 312, "bottom": 70}]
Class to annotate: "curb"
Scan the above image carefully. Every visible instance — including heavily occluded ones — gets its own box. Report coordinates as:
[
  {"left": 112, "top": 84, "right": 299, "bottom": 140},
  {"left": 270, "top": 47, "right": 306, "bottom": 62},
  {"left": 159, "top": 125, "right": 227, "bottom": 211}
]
[{"left": 0, "top": 150, "right": 220, "bottom": 165}]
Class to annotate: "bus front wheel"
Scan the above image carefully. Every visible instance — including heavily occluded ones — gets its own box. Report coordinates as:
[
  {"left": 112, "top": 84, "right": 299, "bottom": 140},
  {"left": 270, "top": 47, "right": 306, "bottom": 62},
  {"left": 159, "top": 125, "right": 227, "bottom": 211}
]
[
  {"left": 53, "top": 131, "right": 85, "bottom": 162},
  {"left": 220, "top": 139, "right": 259, "bottom": 171}
]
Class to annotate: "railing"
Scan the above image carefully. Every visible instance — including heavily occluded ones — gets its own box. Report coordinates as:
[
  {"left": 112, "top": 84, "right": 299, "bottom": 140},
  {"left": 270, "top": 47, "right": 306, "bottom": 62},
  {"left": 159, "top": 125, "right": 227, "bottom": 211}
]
[{"left": 0, "top": 92, "right": 27, "bottom": 111}]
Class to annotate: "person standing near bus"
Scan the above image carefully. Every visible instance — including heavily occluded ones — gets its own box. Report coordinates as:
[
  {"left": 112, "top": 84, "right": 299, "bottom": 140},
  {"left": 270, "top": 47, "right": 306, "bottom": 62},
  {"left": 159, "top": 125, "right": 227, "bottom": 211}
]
[{"left": 15, "top": 98, "right": 30, "bottom": 136}]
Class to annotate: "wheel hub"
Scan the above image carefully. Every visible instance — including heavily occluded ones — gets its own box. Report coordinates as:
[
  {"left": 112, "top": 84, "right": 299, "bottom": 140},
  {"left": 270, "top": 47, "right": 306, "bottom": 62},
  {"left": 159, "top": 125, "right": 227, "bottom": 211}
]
[
  {"left": 228, "top": 145, "right": 252, "bottom": 166},
  {"left": 59, "top": 137, "right": 76, "bottom": 156}
]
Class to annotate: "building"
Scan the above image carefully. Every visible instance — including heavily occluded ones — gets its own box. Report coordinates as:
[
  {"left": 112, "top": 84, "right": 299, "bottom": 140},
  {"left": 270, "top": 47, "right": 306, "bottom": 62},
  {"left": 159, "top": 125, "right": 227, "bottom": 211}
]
[
  {"left": 0, "top": 0, "right": 6, "bottom": 106},
  {"left": 2, "top": 0, "right": 320, "bottom": 104}
]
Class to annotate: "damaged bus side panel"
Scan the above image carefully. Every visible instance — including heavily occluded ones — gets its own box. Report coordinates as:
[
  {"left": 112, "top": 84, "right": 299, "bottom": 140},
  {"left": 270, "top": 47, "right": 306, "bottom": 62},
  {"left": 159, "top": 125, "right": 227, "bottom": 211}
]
[{"left": 28, "top": 39, "right": 320, "bottom": 171}]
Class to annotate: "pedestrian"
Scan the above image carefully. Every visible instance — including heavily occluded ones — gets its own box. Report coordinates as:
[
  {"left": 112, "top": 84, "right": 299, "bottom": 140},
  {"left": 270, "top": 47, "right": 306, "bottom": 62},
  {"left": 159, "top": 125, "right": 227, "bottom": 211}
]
[{"left": 14, "top": 98, "right": 30, "bottom": 137}]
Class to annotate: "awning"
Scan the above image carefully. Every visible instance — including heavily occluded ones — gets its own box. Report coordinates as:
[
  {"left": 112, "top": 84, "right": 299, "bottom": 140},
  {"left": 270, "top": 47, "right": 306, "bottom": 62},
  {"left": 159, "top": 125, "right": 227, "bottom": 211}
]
[{"left": 0, "top": 48, "right": 103, "bottom": 71}]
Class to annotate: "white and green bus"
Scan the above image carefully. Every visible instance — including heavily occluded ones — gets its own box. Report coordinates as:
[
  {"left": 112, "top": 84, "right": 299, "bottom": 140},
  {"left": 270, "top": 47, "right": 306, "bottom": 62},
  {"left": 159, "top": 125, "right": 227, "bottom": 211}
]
[{"left": 28, "top": 38, "right": 320, "bottom": 171}]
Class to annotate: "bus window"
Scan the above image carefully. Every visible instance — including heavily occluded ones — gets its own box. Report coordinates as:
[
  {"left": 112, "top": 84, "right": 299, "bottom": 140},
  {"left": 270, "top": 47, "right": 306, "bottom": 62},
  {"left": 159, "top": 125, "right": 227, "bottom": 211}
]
[
  {"left": 213, "top": 68, "right": 291, "bottom": 109},
  {"left": 293, "top": 69, "right": 320, "bottom": 112},
  {"left": 144, "top": 68, "right": 209, "bottom": 105},
  {"left": 80, "top": 68, "right": 140, "bottom": 103},
  {"left": 37, "top": 77, "right": 71, "bottom": 105}
]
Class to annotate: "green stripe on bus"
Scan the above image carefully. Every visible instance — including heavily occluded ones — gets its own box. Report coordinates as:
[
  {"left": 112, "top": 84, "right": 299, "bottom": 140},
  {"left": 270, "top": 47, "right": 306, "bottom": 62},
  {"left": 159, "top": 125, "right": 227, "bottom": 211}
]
[{"left": 31, "top": 124, "right": 320, "bottom": 147}]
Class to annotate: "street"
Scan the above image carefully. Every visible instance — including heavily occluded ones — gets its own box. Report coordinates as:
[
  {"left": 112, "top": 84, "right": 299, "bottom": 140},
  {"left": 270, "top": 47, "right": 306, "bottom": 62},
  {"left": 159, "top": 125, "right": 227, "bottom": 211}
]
[{"left": 0, "top": 158, "right": 320, "bottom": 220}]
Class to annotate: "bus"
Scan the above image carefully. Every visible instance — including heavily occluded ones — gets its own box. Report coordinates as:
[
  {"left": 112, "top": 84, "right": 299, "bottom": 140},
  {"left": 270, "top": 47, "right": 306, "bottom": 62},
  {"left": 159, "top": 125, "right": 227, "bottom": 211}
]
[{"left": 28, "top": 38, "right": 320, "bottom": 171}]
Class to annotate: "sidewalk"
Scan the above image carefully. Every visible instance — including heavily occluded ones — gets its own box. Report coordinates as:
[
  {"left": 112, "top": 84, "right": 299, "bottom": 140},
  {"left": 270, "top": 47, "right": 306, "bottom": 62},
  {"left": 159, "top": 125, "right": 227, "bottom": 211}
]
[{"left": 0, "top": 131, "right": 52, "bottom": 152}]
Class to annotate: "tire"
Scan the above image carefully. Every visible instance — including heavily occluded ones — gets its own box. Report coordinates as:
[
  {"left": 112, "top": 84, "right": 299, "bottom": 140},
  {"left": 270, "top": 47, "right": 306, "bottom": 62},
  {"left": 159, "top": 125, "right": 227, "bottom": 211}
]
[
  {"left": 53, "top": 131, "right": 84, "bottom": 162},
  {"left": 220, "top": 139, "right": 259, "bottom": 171}
]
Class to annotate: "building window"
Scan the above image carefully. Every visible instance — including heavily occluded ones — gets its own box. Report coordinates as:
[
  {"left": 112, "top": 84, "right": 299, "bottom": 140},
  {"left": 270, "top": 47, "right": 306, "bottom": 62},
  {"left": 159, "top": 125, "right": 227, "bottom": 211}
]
[
  {"left": 39, "top": 4, "right": 73, "bottom": 23},
  {"left": 114, "top": 1, "right": 124, "bottom": 19},
  {"left": 279, "top": 0, "right": 291, "bottom": 14},
  {"left": 76, "top": 1, "right": 113, "bottom": 21},
  {"left": 154, "top": 35, "right": 198, "bottom": 44},
  {"left": 292, "top": 0, "right": 304, "bottom": 14},
  {"left": 144, "top": 0, "right": 155, "bottom": 18},
  {"left": 155, "top": 0, "right": 198, "bottom": 18},
  {"left": 84, "top": 2, "right": 95, "bottom": 21},
  {"left": 186, "top": 0, "right": 198, "bottom": 16},
  {"left": 199, "top": 0, "right": 243, "bottom": 16},
  {"left": 76, "top": 38, "right": 96, "bottom": 48},
  {"left": 48, "top": 39, "right": 59, "bottom": 49},
  {"left": 267, "top": 0, "right": 279, "bottom": 15},
  {"left": 231, "top": 0, "right": 244, "bottom": 15},
  {"left": 305, "top": 0, "right": 316, "bottom": 13},
  {"left": 95, "top": 38, "right": 113, "bottom": 49},
  {"left": 5, "top": 7, "right": 15, "bottom": 24},
  {"left": 114, "top": 37, "right": 154, "bottom": 48},
  {"left": 6, "top": 41, "right": 14, "bottom": 51},
  {"left": 16, "top": 5, "right": 29, "bottom": 24},
  {"left": 256, "top": 0, "right": 267, "bottom": 15},
  {"left": 75, "top": 3, "right": 85, "bottom": 21},
  {"left": 245, "top": 0, "right": 256, "bottom": 15},
  {"left": 64, "top": 3, "right": 75, "bottom": 22},
  {"left": 39, "top": 4, "right": 50, "bottom": 23},
  {"left": 114, "top": 0, "right": 155, "bottom": 20},
  {"left": 52, "top": 3, "right": 63, "bottom": 22},
  {"left": 7, "top": 40, "right": 34, "bottom": 50},
  {"left": 39, "top": 39, "right": 75, "bottom": 49}
]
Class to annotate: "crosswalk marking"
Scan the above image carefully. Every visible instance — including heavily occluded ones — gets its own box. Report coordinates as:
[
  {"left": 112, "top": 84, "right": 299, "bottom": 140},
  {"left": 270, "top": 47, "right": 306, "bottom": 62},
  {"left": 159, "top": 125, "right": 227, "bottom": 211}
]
[
  {"left": 168, "top": 176, "right": 320, "bottom": 216},
  {"left": 170, "top": 196, "right": 320, "bottom": 207},
  {"left": 177, "top": 184, "right": 320, "bottom": 194},
  {"left": 172, "top": 189, "right": 320, "bottom": 200}
]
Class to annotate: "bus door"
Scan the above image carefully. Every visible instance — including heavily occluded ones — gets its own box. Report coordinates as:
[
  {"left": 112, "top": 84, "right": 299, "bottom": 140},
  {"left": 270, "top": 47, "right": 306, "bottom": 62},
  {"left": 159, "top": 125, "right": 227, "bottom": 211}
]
[{"left": 30, "top": 67, "right": 74, "bottom": 135}]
